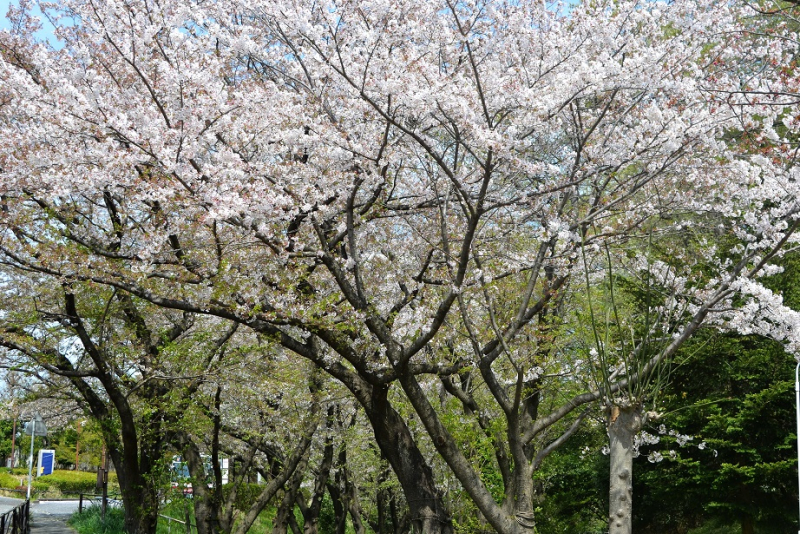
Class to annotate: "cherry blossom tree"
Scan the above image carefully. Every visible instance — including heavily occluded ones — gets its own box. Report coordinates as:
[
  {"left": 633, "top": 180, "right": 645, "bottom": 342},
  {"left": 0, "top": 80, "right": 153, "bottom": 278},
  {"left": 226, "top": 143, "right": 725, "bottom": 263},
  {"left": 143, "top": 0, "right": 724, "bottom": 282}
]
[
  {"left": 174, "top": 357, "right": 324, "bottom": 534},
  {"left": 0, "top": 276, "right": 231, "bottom": 532},
  {"left": 1, "top": 0, "right": 799, "bottom": 533}
]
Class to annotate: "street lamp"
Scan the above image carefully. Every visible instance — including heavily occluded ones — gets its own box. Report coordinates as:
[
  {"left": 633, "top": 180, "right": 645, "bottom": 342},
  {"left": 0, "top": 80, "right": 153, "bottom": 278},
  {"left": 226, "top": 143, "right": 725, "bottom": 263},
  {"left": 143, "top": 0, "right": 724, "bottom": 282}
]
[{"left": 23, "top": 414, "right": 47, "bottom": 501}]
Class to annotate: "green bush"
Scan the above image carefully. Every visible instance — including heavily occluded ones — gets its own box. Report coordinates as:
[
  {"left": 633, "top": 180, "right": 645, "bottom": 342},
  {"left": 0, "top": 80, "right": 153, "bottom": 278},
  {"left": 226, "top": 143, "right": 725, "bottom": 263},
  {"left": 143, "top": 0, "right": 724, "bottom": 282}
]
[
  {"left": 0, "top": 471, "right": 24, "bottom": 489},
  {"left": 0, "top": 469, "right": 119, "bottom": 496},
  {"left": 68, "top": 504, "right": 125, "bottom": 534},
  {"left": 31, "top": 478, "right": 52, "bottom": 492},
  {"left": 40, "top": 471, "right": 99, "bottom": 494}
]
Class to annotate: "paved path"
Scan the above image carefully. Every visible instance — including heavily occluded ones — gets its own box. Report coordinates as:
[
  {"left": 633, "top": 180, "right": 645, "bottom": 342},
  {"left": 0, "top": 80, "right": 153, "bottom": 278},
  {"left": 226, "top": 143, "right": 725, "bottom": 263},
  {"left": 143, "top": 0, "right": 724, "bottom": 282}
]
[
  {"left": 33, "top": 500, "right": 81, "bottom": 516},
  {"left": 31, "top": 500, "right": 80, "bottom": 533},
  {"left": 30, "top": 514, "right": 74, "bottom": 534}
]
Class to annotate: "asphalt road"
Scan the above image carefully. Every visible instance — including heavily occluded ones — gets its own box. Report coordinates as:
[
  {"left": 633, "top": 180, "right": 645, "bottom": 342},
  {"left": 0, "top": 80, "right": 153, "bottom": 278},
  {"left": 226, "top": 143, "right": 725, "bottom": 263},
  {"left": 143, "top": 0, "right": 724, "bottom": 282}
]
[
  {"left": 0, "top": 496, "right": 25, "bottom": 515},
  {"left": 32, "top": 500, "right": 81, "bottom": 516},
  {"left": 0, "top": 496, "right": 80, "bottom": 516}
]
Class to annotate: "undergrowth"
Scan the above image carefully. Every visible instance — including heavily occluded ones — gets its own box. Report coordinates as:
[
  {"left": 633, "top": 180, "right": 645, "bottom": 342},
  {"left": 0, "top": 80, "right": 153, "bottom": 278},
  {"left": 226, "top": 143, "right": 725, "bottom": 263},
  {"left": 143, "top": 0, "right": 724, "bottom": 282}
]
[{"left": 68, "top": 505, "right": 126, "bottom": 534}]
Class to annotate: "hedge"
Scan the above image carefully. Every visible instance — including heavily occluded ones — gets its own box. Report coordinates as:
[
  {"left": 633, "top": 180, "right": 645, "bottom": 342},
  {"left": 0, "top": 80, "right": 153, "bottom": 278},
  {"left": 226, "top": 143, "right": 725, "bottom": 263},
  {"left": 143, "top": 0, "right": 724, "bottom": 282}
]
[{"left": 0, "top": 469, "right": 119, "bottom": 495}]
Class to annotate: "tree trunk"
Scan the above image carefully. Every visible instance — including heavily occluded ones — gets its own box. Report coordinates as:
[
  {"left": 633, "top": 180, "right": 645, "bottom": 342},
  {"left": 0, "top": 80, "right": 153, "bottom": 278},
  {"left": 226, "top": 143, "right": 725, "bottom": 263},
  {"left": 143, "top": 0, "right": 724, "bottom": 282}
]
[
  {"left": 390, "top": 493, "right": 407, "bottom": 534},
  {"left": 308, "top": 348, "right": 453, "bottom": 534},
  {"left": 271, "top": 452, "right": 308, "bottom": 534},
  {"left": 177, "top": 435, "right": 222, "bottom": 534},
  {"left": 117, "top": 476, "right": 161, "bottom": 534},
  {"left": 368, "top": 384, "right": 454, "bottom": 534},
  {"left": 348, "top": 489, "right": 367, "bottom": 534},
  {"left": 396, "top": 373, "right": 531, "bottom": 534},
  {"left": 606, "top": 403, "right": 643, "bottom": 534},
  {"left": 331, "top": 445, "right": 367, "bottom": 534},
  {"left": 741, "top": 513, "right": 754, "bottom": 534},
  {"left": 327, "top": 482, "right": 347, "bottom": 534},
  {"left": 299, "top": 436, "right": 334, "bottom": 534},
  {"left": 374, "top": 484, "right": 387, "bottom": 534},
  {"left": 110, "top": 416, "right": 164, "bottom": 534}
]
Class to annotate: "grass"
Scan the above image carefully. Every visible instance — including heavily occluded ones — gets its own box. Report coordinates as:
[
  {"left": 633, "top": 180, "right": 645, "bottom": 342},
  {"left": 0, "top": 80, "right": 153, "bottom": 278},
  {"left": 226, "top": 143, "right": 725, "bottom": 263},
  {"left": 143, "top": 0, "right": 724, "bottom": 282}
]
[
  {"left": 157, "top": 498, "right": 195, "bottom": 534},
  {"left": 67, "top": 504, "right": 126, "bottom": 534},
  {"left": 67, "top": 493, "right": 281, "bottom": 534},
  {"left": 155, "top": 497, "right": 278, "bottom": 534}
]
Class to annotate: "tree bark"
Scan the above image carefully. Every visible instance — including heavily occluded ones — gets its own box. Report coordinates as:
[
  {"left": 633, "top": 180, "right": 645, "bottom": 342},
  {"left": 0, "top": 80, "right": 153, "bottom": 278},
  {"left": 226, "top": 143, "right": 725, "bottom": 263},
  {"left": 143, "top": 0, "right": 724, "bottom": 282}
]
[
  {"left": 117, "top": 477, "right": 160, "bottom": 534},
  {"left": 396, "top": 372, "right": 531, "bottom": 534},
  {"left": 309, "top": 354, "right": 454, "bottom": 534},
  {"left": 326, "top": 482, "right": 347, "bottom": 534},
  {"left": 368, "top": 384, "right": 454, "bottom": 534},
  {"left": 298, "top": 434, "right": 334, "bottom": 534},
  {"left": 606, "top": 403, "right": 643, "bottom": 534},
  {"left": 271, "top": 459, "right": 306, "bottom": 534},
  {"left": 175, "top": 434, "right": 222, "bottom": 534},
  {"left": 741, "top": 513, "right": 754, "bottom": 534}
]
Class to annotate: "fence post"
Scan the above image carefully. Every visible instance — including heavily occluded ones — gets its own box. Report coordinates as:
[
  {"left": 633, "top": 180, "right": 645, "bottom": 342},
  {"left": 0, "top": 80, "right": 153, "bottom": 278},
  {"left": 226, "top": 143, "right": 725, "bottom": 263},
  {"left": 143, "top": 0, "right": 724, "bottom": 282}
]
[
  {"left": 79, "top": 494, "right": 83, "bottom": 514},
  {"left": 11, "top": 507, "right": 16, "bottom": 534}
]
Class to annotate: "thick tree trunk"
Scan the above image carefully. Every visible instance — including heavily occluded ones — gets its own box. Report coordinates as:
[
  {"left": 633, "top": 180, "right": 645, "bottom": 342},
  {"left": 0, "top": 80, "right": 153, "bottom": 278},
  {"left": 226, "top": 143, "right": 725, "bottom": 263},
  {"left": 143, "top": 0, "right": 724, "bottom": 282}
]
[
  {"left": 368, "top": 384, "right": 454, "bottom": 534},
  {"left": 307, "top": 345, "right": 453, "bottom": 534},
  {"left": 606, "top": 403, "right": 643, "bottom": 534},
  {"left": 119, "top": 494, "right": 158, "bottom": 534},
  {"left": 110, "top": 416, "right": 164, "bottom": 534},
  {"left": 116, "top": 469, "right": 161, "bottom": 534},
  {"left": 741, "top": 513, "right": 754, "bottom": 534},
  {"left": 177, "top": 435, "right": 223, "bottom": 534}
]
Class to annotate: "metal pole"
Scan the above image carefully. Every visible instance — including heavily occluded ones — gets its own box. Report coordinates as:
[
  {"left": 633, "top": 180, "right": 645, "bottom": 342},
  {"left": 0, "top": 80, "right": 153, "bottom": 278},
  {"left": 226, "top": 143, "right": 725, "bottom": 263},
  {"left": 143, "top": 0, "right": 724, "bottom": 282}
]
[
  {"left": 10, "top": 418, "right": 16, "bottom": 469},
  {"left": 26, "top": 417, "right": 34, "bottom": 500},
  {"left": 795, "top": 361, "right": 800, "bottom": 534}
]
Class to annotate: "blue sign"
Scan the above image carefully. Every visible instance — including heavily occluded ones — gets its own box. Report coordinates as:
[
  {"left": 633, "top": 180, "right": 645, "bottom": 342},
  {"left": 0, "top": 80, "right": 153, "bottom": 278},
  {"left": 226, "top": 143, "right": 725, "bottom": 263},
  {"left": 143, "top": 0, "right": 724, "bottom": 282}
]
[{"left": 37, "top": 450, "right": 55, "bottom": 476}]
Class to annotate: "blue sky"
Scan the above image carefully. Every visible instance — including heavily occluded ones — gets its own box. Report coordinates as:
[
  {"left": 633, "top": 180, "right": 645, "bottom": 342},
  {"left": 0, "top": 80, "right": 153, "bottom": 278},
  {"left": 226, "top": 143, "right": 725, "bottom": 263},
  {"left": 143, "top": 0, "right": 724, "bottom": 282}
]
[
  {"left": 0, "top": 0, "right": 16, "bottom": 30},
  {"left": 0, "top": 0, "right": 58, "bottom": 42},
  {"left": 1, "top": 0, "right": 583, "bottom": 46}
]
